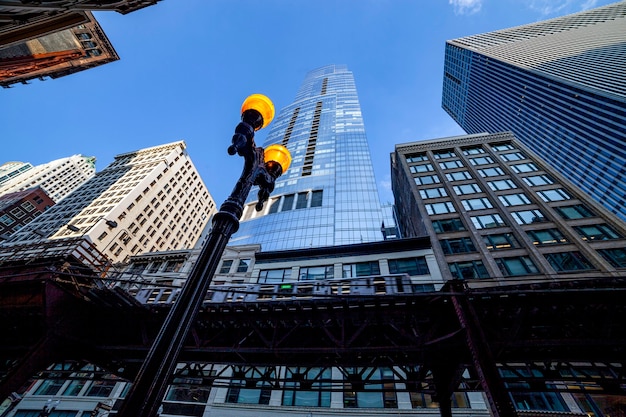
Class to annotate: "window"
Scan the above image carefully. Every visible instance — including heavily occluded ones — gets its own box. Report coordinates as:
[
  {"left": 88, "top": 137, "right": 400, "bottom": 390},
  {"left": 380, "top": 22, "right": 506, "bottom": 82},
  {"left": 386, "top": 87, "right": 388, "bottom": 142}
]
[
  {"left": 0, "top": 214, "right": 14, "bottom": 225},
  {"left": 439, "top": 160, "right": 464, "bottom": 169},
  {"left": 470, "top": 156, "right": 494, "bottom": 165},
  {"left": 406, "top": 153, "right": 428, "bottom": 163},
  {"left": 415, "top": 175, "right": 440, "bottom": 185},
  {"left": 283, "top": 367, "right": 331, "bottom": 407},
  {"left": 446, "top": 171, "right": 472, "bottom": 181},
  {"left": 425, "top": 202, "right": 455, "bottom": 215},
  {"left": 500, "top": 152, "right": 526, "bottom": 161},
  {"left": 449, "top": 260, "right": 489, "bottom": 279},
  {"left": 462, "top": 198, "right": 493, "bottom": 210},
  {"left": 440, "top": 237, "right": 476, "bottom": 254},
  {"left": 491, "top": 143, "right": 515, "bottom": 151},
  {"left": 462, "top": 147, "right": 485, "bottom": 155},
  {"left": 471, "top": 214, "right": 506, "bottom": 229},
  {"left": 499, "top": 193, "right": 531, "bottom": 206},
  {"left": 296, "top": 192, "right": 308, "bottom": 209},
  {"left": 343, "top": 367, "right": 396, "bottom": 409},
  {"left": 21, "top": 201, "right": 36, "bottom": 211},
  {"left": 237, "top": 259, "right": 251, "bottom": 272},
  {"left": 85, "top": 380, "right": 116, "bottom": 397},
  {"left": 300, "top": 265, "right": 334, "bottom": 280},
  {"left": 34, "top": 379, "right": 64, "bottom": 395},
  {"left": 219, "top": 260, "right": 233, "bottom": 274},
  {"left": 598, "top": 248, "right": 626, "bottom": 268},
  {"left": 527, "top": 229, "right": 568, "bottom": 245},
  {"left": 432, "top": 218, "right": 465, "bottom": 233},
  {"left": 555, "top": 205, "right": 595, "bottom": 219},
  {"left": 453, "top": 183, "right": 481, "bottom": 195},
  {"left": 575, "top": 224, "right": 622, "bottom": 241},
  {"left": 166, "top": 384, "right": 211, "bottom": 403},
  {"left": 433, "top": 150, "right": 456, "bottom": 159},
  {"left": 164, "top": 260, "right": 183, "bottom": 272},
  {"left": 478, "top": 167, "right": 505, "bottom": 177},
  {"left": 343, "top": 261, "right": 380, "bottom": 278},
  {"left": 495, "top": 257, "right": 539, "bottom": 276},
  {"left": 310, "top": 190, "right": 323, "bottom": 207},
  {"left": 259, "top": 268, "right": 291, "bottom": 283},
  {"left": 420, "top": 187, "right": 447, "bottom": 199},
  {"left": 512, "top": 209, "right": 548, "bottom": 224},
  {"left": 545, "top": 252, "right": 595, "bottom": 271},
  {"left": 410, "top": 164, "right": 434, "bottom": 173},
  {"left": 268, "top": 198, "right": 280, "bottom": 214},
  {"left": 147, "top": 262, "right": 162, "bottom": 273},
  {"left": 282, "top": 194, "right": 295, "bottom": 211},
  {"left": 226, "top": 367, "right": 274, "bottom": 405},
  {"left": 511, "top": 163, "right": 538, "bottom": 173},
  {"left": 538, "top": 188, "right": 571, "bottom": 202},
  {"left": 523, "top": 174, "right": 554, "bottom": 186},
  {"left": 388, "top": 257, "right": 429, "bottom": 276},
  {"left": 483, "top": 233, "right": 519, "bottom": 250},
  {"left": 488, "top": 179, "right": 517, "bottom": 191}
]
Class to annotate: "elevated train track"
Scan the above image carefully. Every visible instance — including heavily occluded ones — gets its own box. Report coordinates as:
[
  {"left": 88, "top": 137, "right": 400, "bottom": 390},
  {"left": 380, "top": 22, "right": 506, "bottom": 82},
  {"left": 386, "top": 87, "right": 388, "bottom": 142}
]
[{"left": 0, "top": 255, "right": 625, "bottom": 416}]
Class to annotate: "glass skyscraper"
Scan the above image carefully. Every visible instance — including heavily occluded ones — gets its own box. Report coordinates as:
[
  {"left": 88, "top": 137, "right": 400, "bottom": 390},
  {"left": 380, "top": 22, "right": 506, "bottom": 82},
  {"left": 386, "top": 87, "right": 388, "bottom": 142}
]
[
  {"left": 441, "top": 2, "right": 626, "bottom": 221},
  {"left": 230, "top": 64, "right": 384, "bottom": 251}
]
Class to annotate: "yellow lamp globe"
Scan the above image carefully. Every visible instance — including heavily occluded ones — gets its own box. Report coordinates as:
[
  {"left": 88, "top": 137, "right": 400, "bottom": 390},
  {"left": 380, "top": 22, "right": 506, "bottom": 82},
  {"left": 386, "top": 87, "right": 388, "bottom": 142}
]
[
  {"left": 241, "top": 94, "right": 275, "bottom": 130},
  {"left": 264, "top": 144, "right": 292, "bottom": 174}
]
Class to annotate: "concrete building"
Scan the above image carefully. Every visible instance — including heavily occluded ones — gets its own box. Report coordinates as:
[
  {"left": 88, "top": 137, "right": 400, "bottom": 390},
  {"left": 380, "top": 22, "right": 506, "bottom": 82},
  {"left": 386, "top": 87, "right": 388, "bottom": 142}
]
[
  {"left": 391, "top": 132, "right": 626, "bottom": 286},
  {"left": 0, "top": 187, "right": 55, "bottom": 240},
  {"left": 0, "top": 155, "right": 96, "bottom": 203},
  {"left": 0, "top": 162, "right": 34, "bottom": 186},
  {"left": 0, "top": 12, "right": 119, "bottom": 88},
  {"left": 2, "top": 141, "right": 217, "bottom": 264},
  {"left": 441, "top": 2, "right": 626, "bottom": 221}
]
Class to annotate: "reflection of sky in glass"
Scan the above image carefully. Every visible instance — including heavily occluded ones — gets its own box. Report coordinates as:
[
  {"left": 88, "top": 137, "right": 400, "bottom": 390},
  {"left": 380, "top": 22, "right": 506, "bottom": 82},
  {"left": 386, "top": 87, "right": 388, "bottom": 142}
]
[{"left": 230, "top": 65, "right": 383, "bottom": 251}]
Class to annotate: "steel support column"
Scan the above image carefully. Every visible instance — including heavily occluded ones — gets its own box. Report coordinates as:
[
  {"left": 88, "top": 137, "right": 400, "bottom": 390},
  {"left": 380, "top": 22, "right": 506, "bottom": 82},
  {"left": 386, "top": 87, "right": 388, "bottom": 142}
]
[{"left": 449, "top": 281, "right": 518, "bottom": 417}]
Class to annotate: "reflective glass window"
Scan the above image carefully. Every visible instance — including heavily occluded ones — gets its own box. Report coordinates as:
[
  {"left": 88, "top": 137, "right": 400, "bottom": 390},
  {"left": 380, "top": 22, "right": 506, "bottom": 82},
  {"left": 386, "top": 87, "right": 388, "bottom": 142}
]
[
  {"left": 538, "top": 189, "right": 571, "bottom": 202},
  {"left": 495, "top": 256, "right": 539, "bottom": 276},
  {"left": 440, "top": 237, "right": 477, "bottom": 254},
  {"left": 488, "top": 179, "right": 517, "bottom": 191},
  {"left": 499, "top": 193, "right": 531, "bottom": 206},
  {"left": 300, "top": 265, "right": 334, "bottom": 280},
  {"left": 462, "top": 197, "right": 493, "bottom": 210},
  {"left": 545, "top": 252, "right": 595, "bottom": 271},
  {"left": 483, "top": 233, "right": 519, "bottom": 250},
  {"left": 425, "top": 202, "right": 456, "bottom": 215},
  {"left": 415, "top": 175, "right": 440, "bottom": 185},
  {"left": 523, "top": 175, "right": 554, "bottom": 186},
  {"left": 478, "top": 167, "right": 505, "bottom": 177},
  {"left": 388, "top": 257, "right": 429, "bottom": 276},
  {"left": 527, "top": 229, "right": 568, "bottom": 245},
  {"left": 410, "top": 164, "right": 434, "bottom": 174},
  {"left": 512, "top": 209, "right": 548, "bottom": 224},
  {"left": 432, "top": 218, "right": 466, "bottom": 233},
  {"left": 453, "top": 183, "right": 482, "bottom": 195},
  {"left": 342, "top": 261, "right": 380, "bottom": 278},
  {"left": 471, "top": 214, "right": 506, "bottom": 229},
  {"left": 555, "top": 205, "right": 595, "bottom": 219},
  {"left": 598, "top": 248, "right": 626, "bottom": 268},
  {"left": 449, "top": 260, "right": 489, "bottom": 279},
  {"left": 575, "top": 224, "right": 622, "bottom": 241},
  {"left": 420, "top": 187, "right": 447, "bottom": 199},
  {"left": 446, "top": 171, "right": 472, "bottom": 181}
]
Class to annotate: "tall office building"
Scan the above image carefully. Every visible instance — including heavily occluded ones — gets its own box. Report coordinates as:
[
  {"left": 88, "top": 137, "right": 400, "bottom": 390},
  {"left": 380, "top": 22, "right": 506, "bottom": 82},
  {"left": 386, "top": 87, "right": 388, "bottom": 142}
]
[
  {"left": 392, "top": 132, "right": 626, "bottom": 285},
  {"left": 0, "top": 155, "right": 96, "bottom": 202},
  {"left": 391, "top": 131, "right": 626, "bottom": 415},
  {"left": 230, "top": 64, "right": 385, "bottom": 251},
  {"left": 0, "top": 162, "right": 33, "bottom": 186},
  {"left": 441, "top": 2, "right": 626, "bottom": 221},
  {"left": 3, "top": 141, "right": 217, "bottom": 264}
]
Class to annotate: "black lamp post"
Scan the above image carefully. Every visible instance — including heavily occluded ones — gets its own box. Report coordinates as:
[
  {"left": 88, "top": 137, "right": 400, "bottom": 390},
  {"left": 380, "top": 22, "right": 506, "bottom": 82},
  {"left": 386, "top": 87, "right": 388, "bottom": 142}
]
[{"left": 117, "top": 94, "right": 291, "bottom": 417}]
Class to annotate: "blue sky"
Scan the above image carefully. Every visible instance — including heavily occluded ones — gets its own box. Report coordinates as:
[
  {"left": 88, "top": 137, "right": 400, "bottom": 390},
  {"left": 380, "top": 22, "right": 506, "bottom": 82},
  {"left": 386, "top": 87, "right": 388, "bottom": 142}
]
[{"left": 1, "top": 0, "right": 618, "bottom": 205}]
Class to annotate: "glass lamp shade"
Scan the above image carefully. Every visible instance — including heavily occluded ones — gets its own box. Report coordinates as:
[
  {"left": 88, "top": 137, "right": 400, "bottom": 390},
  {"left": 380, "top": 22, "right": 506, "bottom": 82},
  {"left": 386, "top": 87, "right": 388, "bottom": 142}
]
[
  {"left": 241, "top": 94, "right": 275, "bottom": 130},
  {"left": 264, "top": 144, "right": 292, "bottom": 174}
]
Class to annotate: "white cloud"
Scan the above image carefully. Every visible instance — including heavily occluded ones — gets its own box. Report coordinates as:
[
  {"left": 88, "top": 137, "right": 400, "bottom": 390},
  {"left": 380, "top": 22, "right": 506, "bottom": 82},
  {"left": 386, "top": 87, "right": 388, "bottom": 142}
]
[
  {"left": 449, "top": 0, "right": 483, "bottom": 15},
  {"left": 525, "top": 0, "right": 600, "bottom": 17}
]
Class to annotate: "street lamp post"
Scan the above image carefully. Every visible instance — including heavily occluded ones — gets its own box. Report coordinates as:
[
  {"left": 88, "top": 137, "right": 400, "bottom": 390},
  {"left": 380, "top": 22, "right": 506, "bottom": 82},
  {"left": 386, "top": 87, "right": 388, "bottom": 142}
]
[{"left": 117, "top": 94, "right": 291, "bottom": 417}]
